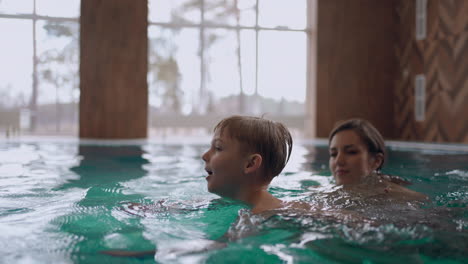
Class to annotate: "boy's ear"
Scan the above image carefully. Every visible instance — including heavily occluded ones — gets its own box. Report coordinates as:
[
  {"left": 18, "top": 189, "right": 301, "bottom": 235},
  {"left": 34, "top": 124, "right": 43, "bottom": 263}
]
[{"left": 244, "top": 154, "right": 262, "bottom": 174}]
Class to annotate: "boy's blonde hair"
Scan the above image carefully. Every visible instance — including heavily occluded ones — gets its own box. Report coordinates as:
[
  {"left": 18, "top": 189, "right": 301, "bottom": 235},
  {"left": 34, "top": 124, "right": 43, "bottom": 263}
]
[{"left": 214, "top": 115, "right": 293, "bottom": 180}]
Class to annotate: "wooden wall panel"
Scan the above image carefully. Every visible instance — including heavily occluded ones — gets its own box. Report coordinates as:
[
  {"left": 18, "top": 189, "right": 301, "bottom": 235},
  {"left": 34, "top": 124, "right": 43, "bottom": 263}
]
[
  {"left": 79, "top": 0, "right": 148, "bottom": 139},
  {"left": 315, "top": 0, "right": 397, "bottom": 139},
  {"left": 436, "top": 0, "right": 468, "bottom": 38},
  {"left": 395, "top": 0, "right": 468, "bottom": 143},
  {"left": 395, "top": 0, "right": 424, "bottom": 141},
  {"left": 314, "top": 0, "right": 468, "bottom": 143}
]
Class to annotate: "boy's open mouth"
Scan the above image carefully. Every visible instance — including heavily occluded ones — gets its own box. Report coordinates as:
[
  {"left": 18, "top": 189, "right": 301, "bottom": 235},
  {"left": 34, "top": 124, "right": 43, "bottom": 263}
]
[{"left": 205, "top": 168, "right": 213, "bottom": 176}]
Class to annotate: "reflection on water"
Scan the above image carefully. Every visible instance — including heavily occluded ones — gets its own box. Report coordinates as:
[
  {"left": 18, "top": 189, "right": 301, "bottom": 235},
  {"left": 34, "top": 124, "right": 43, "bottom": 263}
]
[
  {"left": 53, "top": 145, "right": 155, "bottom": 263},
  {"left": 0, "top": 142, "right": 467, "bottom": 263},
  {"left": 58, "top": 145, "right": 149, "bottom": 189}
]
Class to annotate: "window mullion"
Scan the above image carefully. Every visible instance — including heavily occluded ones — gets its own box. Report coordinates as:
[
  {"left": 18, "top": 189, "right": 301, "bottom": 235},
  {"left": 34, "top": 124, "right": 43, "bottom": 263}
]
[
  {"left": 255, "top": 0, "right": 259, "bottom": 97},
  {"left": 199, "top": 0, "right": 205, "bottom": 114},
  {"left": 30, "top": 0, "right": 38, "bottom": 132}
]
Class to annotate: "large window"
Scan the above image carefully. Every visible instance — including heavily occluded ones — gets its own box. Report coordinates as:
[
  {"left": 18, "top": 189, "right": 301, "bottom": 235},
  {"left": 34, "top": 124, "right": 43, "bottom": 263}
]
[
  {"left": 0, "top": 1, "right": 311, "bottom": 138},
  {"left": 0, "top": 0, "right": 80, "bottom": 136},
  {"left": 148, "top": 0, "right": 310, "bottom": 137}
]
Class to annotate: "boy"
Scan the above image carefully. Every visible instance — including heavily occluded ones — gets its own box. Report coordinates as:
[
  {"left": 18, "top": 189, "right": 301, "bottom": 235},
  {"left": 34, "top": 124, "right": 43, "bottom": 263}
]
[
  {"left": 102, "top": 116, "right": 294, "bottom": 257},
  {"left": 202, "top": 115, "right": 293, "bottom": 213}
]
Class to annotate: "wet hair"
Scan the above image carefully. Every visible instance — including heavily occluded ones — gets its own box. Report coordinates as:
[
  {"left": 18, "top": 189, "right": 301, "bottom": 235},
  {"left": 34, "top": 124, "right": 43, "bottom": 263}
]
[
  {"left": 328, "top": 118, "right": 386, "bottom": 170},
  {"left": 214, "top": 115, "right": 293, "bottom": 179}
]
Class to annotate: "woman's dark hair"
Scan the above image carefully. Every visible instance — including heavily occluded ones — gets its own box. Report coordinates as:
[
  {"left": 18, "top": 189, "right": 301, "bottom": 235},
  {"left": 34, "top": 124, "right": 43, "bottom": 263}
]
[{"left": 328, "top": 118, "right": 386, "bottom": 171}]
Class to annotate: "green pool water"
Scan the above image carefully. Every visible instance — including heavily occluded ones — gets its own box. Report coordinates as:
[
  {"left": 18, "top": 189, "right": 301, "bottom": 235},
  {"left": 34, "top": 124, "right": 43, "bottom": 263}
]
[{"left": 0, "top": 141, "right": 467, "bottom": 263}]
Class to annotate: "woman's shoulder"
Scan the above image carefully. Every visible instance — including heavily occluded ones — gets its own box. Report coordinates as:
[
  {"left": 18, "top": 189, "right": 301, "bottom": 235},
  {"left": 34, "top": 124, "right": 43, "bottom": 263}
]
[
  {"left": 378, "top": 174, "right": 412, "bottom": 186},
  {"left": 375, "top": 173, "right": 428, "bottom": 201},
  {"left": 385, "top": 181, "right": 429, "bottom": 202}
]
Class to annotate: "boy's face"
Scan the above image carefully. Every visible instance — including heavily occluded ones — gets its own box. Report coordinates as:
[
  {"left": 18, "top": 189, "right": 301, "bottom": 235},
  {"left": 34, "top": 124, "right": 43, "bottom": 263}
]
[{"left": 202, "top": 129, "right": 249, "bottom": 198}]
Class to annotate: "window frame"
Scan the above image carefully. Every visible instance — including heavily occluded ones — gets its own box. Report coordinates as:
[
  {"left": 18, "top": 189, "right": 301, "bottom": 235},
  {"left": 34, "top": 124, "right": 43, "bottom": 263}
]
[
  {"left": 148, "top": 0, "right": 314, "bottom": 115},
  {"left": 0, "top": 0, "right": 80, "bottom": 132}
]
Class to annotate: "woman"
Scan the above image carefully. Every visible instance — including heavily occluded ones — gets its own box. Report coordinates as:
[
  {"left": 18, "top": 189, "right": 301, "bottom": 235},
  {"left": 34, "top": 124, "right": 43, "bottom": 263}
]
[{"left": 328, "top": 118, "right": 427, "bottom": 202}]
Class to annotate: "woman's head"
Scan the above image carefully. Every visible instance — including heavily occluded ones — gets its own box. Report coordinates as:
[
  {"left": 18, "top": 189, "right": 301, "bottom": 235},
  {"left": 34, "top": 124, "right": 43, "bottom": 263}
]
[{"left": 328, "top": 119, "right": 385, "bottom": 185}]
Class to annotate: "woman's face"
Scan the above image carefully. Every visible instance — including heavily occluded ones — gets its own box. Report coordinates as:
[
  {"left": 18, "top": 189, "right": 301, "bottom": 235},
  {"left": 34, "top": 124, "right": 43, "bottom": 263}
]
[{"left": 329, "top": 130, "right": 382, "bottom": 185}]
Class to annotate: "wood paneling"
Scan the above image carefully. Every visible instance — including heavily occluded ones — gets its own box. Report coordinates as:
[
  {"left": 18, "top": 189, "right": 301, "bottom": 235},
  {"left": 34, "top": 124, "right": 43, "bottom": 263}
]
[
  {"left": 395, "top": 0, "right": 468, "bottom": 143},
  {"left": 315, "top": 0, "right": 468, "bottom": 143},
  {"left": 315, "top": 0, "right": 397, "bottom": 139},
  {"left": 79, "top": 0, "right": 148, "bottom": 139}
]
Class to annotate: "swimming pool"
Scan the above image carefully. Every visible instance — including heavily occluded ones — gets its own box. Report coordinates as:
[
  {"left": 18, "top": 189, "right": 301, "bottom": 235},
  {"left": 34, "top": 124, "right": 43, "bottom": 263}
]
[{"left": 0, "top": 139, "right": 467, "bottom": 263}]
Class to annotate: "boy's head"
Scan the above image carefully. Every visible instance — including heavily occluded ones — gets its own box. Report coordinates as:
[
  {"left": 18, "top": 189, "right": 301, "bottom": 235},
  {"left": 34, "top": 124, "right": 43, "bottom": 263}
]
[{"left": 213, "top": 115, "right": 293, "bottom": 180}]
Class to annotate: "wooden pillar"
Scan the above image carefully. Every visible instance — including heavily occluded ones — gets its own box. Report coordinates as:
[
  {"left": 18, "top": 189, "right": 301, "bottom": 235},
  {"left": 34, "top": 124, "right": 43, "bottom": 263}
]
[
  {"left": 80, "top": 0, "right": 148, "bottom": 139},
  {"left": 315, "top": 0, "right": 397, "bottom": 138},
  {"left": 304, "top": 0, "right": 317, "bottom": 139}
]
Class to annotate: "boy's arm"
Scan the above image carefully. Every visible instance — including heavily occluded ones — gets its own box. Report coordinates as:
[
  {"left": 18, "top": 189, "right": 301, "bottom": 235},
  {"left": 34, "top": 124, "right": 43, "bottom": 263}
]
[
  {"left": 101, "top": 240, "right": 227, "bottom": 259},
  {"left": 101, "top": 209, "right": 255, "bottom": 259},
  {"left": 100, "top": 249, "right": 156, "bottom": 258}
]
